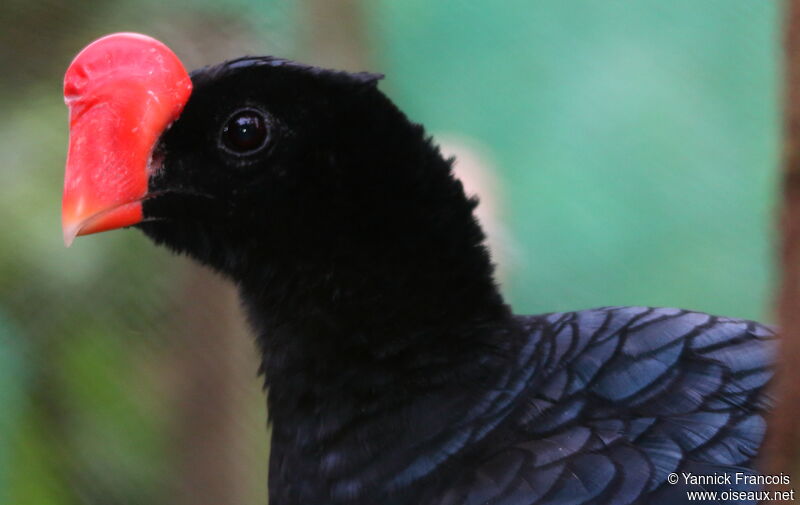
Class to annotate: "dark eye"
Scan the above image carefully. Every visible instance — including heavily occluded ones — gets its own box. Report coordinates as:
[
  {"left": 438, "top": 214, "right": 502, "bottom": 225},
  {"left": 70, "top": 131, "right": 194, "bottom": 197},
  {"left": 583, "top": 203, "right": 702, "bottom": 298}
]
[{"left": 220, "top": 108, "right": 271, "bottom": 155}]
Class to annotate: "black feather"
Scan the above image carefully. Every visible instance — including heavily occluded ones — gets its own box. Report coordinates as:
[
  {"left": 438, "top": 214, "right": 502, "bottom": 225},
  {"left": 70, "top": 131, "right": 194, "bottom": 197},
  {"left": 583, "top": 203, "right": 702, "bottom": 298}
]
[{"left": 136, "top": 57, "right": 774, "bottom": 505}]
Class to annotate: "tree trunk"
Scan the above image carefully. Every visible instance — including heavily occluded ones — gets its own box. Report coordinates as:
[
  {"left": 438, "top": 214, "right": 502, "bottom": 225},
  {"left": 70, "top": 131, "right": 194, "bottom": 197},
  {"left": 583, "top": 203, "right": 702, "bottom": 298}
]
[{"left": 762, "top": 0, "right": 800, "bottom": 499}]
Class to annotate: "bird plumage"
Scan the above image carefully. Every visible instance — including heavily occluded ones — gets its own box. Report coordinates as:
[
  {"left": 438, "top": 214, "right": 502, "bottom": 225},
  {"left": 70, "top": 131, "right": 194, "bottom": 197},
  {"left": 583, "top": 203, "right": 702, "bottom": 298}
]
[
  {"left": 63, "top": 37, "right": 776, "bottom": 505},
  {"left": 436, "top": 308, "right": 774, "bottom": 505},
  {"left": 259, "top": 306, "right": 774, "bottom": 505}
]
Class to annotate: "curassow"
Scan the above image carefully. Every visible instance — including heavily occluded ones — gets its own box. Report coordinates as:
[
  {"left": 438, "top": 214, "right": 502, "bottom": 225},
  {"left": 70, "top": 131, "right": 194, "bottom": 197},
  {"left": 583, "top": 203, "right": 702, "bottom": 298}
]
[{"left": 62, "top": 33, "right": 776, "bottom": 505}]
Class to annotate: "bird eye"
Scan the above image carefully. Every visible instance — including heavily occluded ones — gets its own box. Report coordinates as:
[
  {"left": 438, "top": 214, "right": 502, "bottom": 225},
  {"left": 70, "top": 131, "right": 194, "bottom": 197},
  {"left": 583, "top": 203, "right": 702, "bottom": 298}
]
[{"left": 220, "top": 108, "right": 271, "bottom": 155}]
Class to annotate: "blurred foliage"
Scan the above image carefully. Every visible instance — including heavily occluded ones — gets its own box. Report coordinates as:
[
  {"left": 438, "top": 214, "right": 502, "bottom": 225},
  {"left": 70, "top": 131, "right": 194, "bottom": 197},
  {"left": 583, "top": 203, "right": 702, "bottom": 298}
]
[
  {"left": 371, "top": 0, "right": 779, "bottom": 320},
  {"left": 0, "top": 0, "right": 780, "bottom": 504},
  {"left": 0, "top": 313, "right": 26, "bottom": 505}
]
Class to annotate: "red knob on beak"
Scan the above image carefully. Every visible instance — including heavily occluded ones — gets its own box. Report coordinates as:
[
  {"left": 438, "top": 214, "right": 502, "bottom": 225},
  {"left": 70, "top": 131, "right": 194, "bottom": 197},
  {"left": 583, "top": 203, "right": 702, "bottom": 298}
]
[{"left": 62, "top": 32, "right": 192, "bottom": 246}]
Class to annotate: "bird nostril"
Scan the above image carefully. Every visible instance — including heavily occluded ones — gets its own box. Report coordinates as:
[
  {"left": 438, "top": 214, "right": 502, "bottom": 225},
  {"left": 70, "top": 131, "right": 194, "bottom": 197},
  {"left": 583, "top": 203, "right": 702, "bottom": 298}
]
[{"left": 148, "top": 149, "right": 165, "bottom": 176}]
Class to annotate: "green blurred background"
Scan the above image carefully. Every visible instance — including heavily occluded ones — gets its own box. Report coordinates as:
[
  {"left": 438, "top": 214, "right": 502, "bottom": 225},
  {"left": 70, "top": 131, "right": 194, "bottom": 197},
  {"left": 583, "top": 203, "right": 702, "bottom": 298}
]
[{"left": 0, "top": 0, "right": 780, "bottom": 503}]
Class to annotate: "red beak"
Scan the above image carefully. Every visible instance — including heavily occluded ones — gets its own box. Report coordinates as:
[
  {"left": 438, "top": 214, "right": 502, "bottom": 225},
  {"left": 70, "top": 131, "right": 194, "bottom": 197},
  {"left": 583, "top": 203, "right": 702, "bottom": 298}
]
[{"left": 62, "top": 33, "right": 192, "bottom": 246}]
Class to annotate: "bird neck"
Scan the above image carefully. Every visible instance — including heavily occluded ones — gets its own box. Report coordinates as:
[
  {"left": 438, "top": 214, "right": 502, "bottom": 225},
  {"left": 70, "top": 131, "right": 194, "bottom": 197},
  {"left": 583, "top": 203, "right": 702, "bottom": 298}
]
[
  {"left": 237, "top": 255, "right": 516, "bottom": 503},
  {"left": 238, "top": 238, "right": 511, "bottom": 390}
]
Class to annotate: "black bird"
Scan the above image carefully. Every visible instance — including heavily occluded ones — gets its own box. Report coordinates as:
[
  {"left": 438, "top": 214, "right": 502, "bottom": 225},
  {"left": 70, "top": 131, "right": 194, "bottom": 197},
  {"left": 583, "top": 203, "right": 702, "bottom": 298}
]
[{"left": 62, "top": 33, "right": 776, "bottom": 505}]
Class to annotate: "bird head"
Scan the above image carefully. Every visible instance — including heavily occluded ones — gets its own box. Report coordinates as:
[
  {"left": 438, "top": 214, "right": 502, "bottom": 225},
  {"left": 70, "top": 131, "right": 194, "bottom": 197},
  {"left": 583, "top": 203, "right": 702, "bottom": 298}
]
[{"left": 62, "top": 33, "right": 502, "bottom": 327}]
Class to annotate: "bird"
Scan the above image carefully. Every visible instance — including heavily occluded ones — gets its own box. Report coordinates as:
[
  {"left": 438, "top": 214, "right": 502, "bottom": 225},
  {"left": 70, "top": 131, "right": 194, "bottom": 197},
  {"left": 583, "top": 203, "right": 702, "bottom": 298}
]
[{"left": 61, "top": 33, "right": 776, "bottom": 505}]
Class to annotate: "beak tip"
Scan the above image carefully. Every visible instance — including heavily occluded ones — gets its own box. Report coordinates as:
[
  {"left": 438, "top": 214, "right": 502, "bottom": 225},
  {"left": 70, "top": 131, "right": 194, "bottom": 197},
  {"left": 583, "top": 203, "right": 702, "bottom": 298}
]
[
  {"left": 62, "top": 218, "right": 83, "bottom": 247},
  {"left": 63, "top": 226, "right": 78, "bottom": 248},
  {"left": 61, "top": 201, "right": 144, "bottom": 245}
]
